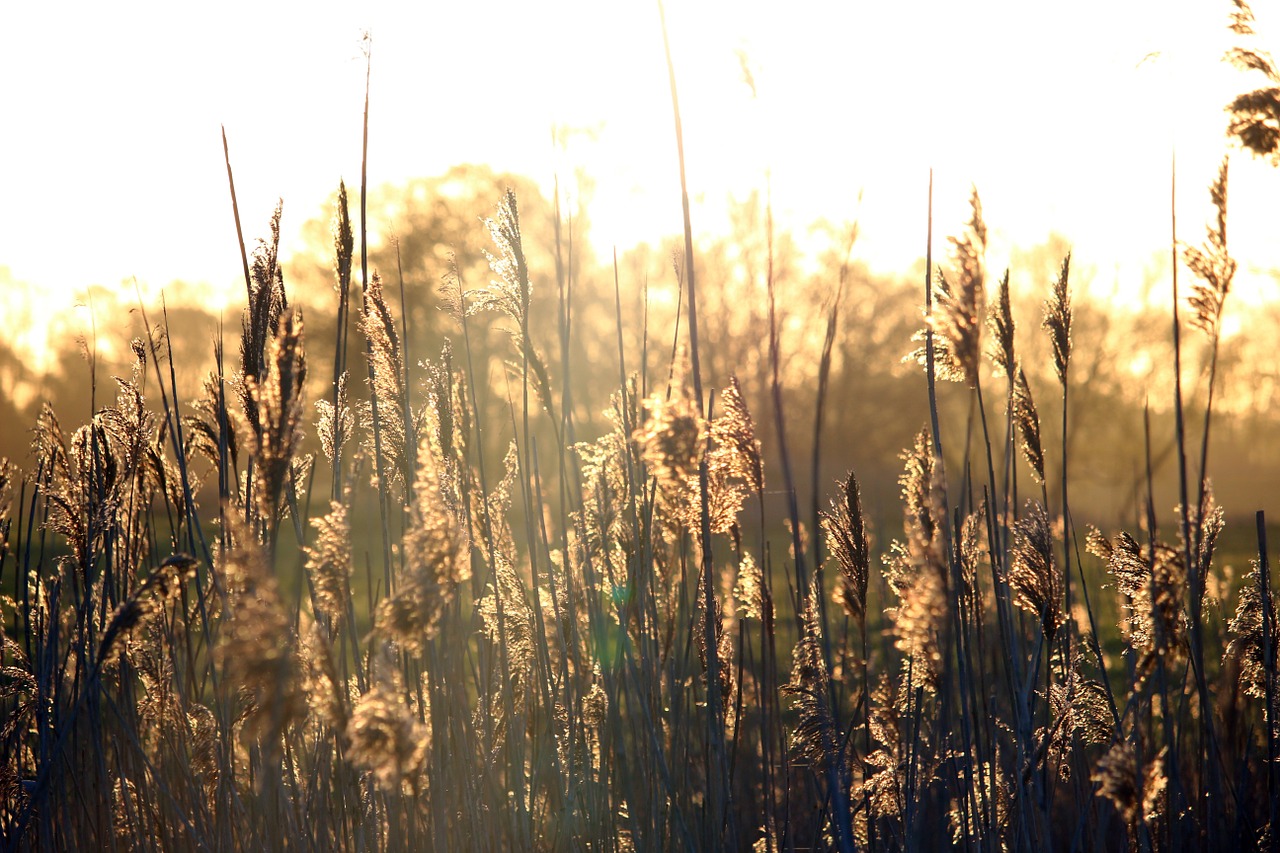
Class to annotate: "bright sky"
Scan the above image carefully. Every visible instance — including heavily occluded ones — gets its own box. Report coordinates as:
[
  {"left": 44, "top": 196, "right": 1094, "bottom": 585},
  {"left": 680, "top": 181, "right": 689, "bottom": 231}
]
[{"left": 3, "top": 0, "right": 1279, "bottom": 373}]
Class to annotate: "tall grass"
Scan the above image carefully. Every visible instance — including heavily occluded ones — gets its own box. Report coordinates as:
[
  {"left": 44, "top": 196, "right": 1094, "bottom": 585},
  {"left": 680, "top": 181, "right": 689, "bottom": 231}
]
[{"left": 0, "top": 48, "right": 1277, "bottom": 853}]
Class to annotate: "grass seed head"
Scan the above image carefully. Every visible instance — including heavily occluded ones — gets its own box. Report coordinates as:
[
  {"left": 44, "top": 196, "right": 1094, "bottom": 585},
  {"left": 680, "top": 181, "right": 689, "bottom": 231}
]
[
  {"left": 1013, "top": 367, "right": 1046, "bottom": 484},
  {"left": 823, "top": 470, "right": 869, "bottom": 623},
  {"left": 987, "top": 269, "right": 1015, "bottom": 377},
  {"left": 1042, "top": 253, "right": 1073, "bottom": 386},
  {"left": 345, "top": 662, "right": 429, "bottom": 794},
  {"left": 1009, "top": 501, "right": 1063, "bottom": 644},
  {"left": 1184, "top": 157, "right": 1237, "bottom": 338},
  {"left": 305, "top": 501, "right": 353, "bottom": 629}
]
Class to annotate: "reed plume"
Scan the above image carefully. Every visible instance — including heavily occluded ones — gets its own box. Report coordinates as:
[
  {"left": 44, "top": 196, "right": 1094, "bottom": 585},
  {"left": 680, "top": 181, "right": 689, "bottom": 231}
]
[
  {"left": 373, "top": 434, "right": 469, "bottom": 654},
  {"left": 1087, "top": 528, "right": 1187, "bottom": 683},
  {"left": 574, "top": 386, "right": 638, "bottom": 575},
  {"left": 471, "top": 189, "right": 556, "bottom": 417},
  {"left": 475, "top": 552, "right": 535, "bottom": 746},
  {"left": 314, "top": 371, "right": 353, "bottom": 466},
  {"left": 187, "top": 370, "right": 239, "bottom": 472},
  {"left": 96, "top": 554, "right": 198, "bottom": 669},
  {"left": 238, "top": 203, "right": 289, "bottom": 432},
  {"left": 359, "top": 271, "right": 413, "bottom": 491},
  {"left": 635, "top": 373, "right": 701, "bottom": 491},
  {"left": 1012, "top": 367, "right": 1046, "bottom": 484},
  {"left": 987, "top": 269, "right": 1015, "bottom": 378},
  {"left": 782, "top": 578, "right": 835, "bottom": 770},
  {"left": 304, "top": 501, "right": 353, "bottom": 630},
  {"left": 1183, "top": 158, "right": 1237, "bottom": 337},
  {"left": 1042, "top": 254, "right": 1072, "bottom": 387},
  {"left": 345, "top": 656, "right": 429, "bottom": 794},
  {"left": 1225, "top": 557, "right": 1280, "bottom": 710},
  {"left": 244, "top": 310, "right": 307, "bottom": 527},
  {"left": 913, "top": 188, "right": 986, "bottom": 386},
  {"left": 1226, "top": 0, "right": 1280, "bottom": 163},
  {"left": 823, "top": 470, "right": 869, "bottom": 623},
  {"left": 711, "top": 376, "right": 764, "bottom": 494},
  {"left": 1092, "top": 742, "right": 1167, "bottom": 837},
  {"left": 884, "top": 430, "right": 948, "bottom": 694},
  {"left": 731, "top": 552, "right": 768, "bottom": 622},
  {"left": 0, "top": 458, "right": 15, "bottom": 559},
  {"left": 1009, "top": 501, "right": 1062, "bottom": 644},
  {"left": 216, "top": 523, "right": 304, "bottom": 746},
  {"left": 695, "top": 574, "right": 735, "bottom": 704}
]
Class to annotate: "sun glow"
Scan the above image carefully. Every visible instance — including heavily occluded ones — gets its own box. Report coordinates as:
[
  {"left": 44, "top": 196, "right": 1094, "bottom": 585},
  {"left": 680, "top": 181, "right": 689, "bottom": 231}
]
[{"left": 2, "top": 0, "right": 1278, "bottom": 364}]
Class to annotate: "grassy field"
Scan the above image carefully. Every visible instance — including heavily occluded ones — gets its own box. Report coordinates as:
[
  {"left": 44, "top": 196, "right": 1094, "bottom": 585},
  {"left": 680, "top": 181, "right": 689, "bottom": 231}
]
[{"left": 2, "top": 24, "right": 1280, "bottom": 853}]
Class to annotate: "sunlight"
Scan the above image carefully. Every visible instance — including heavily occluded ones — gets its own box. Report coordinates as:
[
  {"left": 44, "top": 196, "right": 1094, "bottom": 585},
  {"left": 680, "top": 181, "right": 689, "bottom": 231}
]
[
  {"left": 4, "top": 4, "right": 1280, "bottom": 849},
  {"left": 2, "top": 0, "right": 1279, "bottom": 383}
]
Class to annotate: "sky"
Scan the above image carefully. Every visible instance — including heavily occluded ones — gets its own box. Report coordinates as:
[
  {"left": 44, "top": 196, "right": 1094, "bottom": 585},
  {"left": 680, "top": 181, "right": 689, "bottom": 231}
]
[{"left": 3, "top": 0, "right": 1279, "bottom": 372}]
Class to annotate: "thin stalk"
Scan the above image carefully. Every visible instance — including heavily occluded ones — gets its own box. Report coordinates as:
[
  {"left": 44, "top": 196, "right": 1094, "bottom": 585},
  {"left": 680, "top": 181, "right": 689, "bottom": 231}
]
[
  {"left": 1170, "top": 155, "right": 1221, "bottom": 846},
  {"left": 355, "top": 42, "right": 395, "bottom": 602},
  {"left": 656, "top": 4, "right": 730, "bottom": 847},
  {"left": 1256, "top": 511, "right": 1279, "bottom": 853},
  {"left": 221, "top": 126, "right": 252, "bottom": 302}
]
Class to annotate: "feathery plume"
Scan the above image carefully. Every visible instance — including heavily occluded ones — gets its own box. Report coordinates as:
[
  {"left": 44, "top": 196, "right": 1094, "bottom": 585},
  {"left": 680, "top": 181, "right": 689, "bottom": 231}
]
[
  {"left": 635, "top": 378, "right": 702, "bottom": 490},
  {"left": 315, "top": 371, "right": 354, "bottom": 466},
  {"left": 1009, "top": 501, "right": 1063, "bottom": 643},
  {"left": 1088, "top": 528, "right": 1187, "bottom": 680},
  {"left": 695, "top": 574, "right": 735, "bottom": 704},
  {"left": 1225, "top": 557, "right": 1280, "bottom": 705},
  {"left": 373, "top": 435, "right": 469, "bottom": 654},
  {"left": 823, "top": 470, "right": 869, "bottom": 623},
  {"left": 732, "top": 552, "right": 769, "bottom": 622},
  {"left": 186, "top": 370, "right": 238, "bottom": 471},
  {"left": 987, "top": 269, "right": 1015, "bottom": 377},
  {"left": 712, "top": 376, "right": 764, "bottom": 494},
  {"left": 345, "top": 659, "right": 429, "bottom": 794},
  {"left": 359, "top": 271, "right": 412, "bottom": 490},
  {"left": 217, "top": 526, "right": 304, "bottom": 744},
  {"left": 96, "top": 554, "right": 199, "bottom": 669},
  {"left": 959, "top": 501, "right": 987, "bottom": 603},
  {"left": 239, "top": 202, "right": 288, "bottom": 402},
  {"left": 0, "top": 458, "right": 16, "bottom": 557},
  {"left": 473, "top": 189, "right": 531, "bottom": 326},
  {"left": 332, "top": 179, "right": 354, "bottom": 297},
  {"left": 1042, "top": 253, "right": 1072, "bottom": 386},
  {"left": 911, "top": 188, "right": 987, "bottom": 386},
  {"left": 245, "top": 310, "right": 307, "bottom": 525},
  {"left": 475, "top": 552, "right": 535, "bottom": 748},
  {"left": 1183, "top": 157, "right": 1237, "bottom": 337},
  {"left": 883, "top": 432, "right": 948, "bottom": 694},
  {"left": 304, "top": 501, "right": 353, "bottom": 630},
  {"left": 782, "top": 578, "right": 835, "bottom": 769},
  {"left": 1225, "top": 1, "right": 1280, "bottom": 162},
  {"left": 1092, "top": 742, "right": 1167, "bottom": 830},
  {"left": 1012, "top": 367, "right": 1045, "bottom": 484}
]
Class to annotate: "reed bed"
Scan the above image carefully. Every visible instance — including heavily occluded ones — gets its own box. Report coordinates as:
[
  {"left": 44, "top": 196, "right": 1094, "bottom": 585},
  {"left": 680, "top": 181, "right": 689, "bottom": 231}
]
[{"left": 1, "top": 37, "right": 1278, "bottom": 853}]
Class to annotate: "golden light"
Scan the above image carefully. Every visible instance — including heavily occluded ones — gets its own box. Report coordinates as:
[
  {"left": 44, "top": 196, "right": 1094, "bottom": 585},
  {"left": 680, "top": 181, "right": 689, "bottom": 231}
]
[{"left": 2, "top": 0, "right": 1278, "bottom": 368}]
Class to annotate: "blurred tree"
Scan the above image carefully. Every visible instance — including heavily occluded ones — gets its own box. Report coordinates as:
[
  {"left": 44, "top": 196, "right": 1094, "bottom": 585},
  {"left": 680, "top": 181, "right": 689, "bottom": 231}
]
[
  {"left": 287, "top": 164, "right": 576, "bottom": 358},
  {"left": 282, "top": 163, "right": 625, "bottom": 490},
  {"left": 0, "top": 279, "right": 222, "bottom": 465}
]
